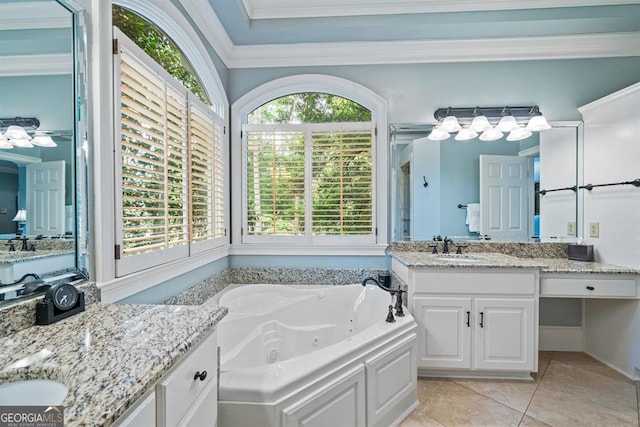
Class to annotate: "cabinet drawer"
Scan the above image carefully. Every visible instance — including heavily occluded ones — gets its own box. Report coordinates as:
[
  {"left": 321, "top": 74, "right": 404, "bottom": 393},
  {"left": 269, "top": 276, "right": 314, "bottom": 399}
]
[
  {"left": 413, "top": 271, "right": 536, "bottom": 295},
  {"left": 541, "top": 278, "right": 636, "bottom": 298},
  {"left": 158, "top": 330, "right": 218, "bottom": 427}
]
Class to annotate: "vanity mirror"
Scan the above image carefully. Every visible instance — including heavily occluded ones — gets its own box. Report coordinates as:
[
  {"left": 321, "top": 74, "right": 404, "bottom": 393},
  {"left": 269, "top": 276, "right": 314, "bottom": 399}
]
[
  {"left": 0, "top": 0, "right": 89, "bottom": 304},
  {"left": 390, "top": 122, "right": 580, "bottom": 243}
]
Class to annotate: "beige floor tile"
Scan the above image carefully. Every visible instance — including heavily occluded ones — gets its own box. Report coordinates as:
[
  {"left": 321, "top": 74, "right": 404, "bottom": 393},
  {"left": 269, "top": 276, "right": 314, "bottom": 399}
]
[
  {"left": 452, "top": 378, "right": 538, "bottom": 413},
  {"left": 541, "top": 360, "right": 637, "bottom": 416},
  {"left": 518, "top": 414, "right": 551, "bottom": 427},
  {"left": 526, "top": 381, "right": 638, "bottom": 426},
  {"left": 420, "top": 381, "right": 524, "bottom": 427},
  {"left": 532, "top": 351, "right": 553, "bottom": 382},
  {"left": 416, "top": 377, "right": 446, "bottom": 403},
  {"left": 551, "top": 351, "right": 635, "bottom": 384},
  {"left": 399, "top": 410, "right": 444, "bottom": 427}
]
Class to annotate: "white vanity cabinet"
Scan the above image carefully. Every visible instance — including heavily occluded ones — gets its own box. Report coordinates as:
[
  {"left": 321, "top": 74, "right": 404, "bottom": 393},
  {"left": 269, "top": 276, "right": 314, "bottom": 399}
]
[
  {"left": 394, "top": 260, "right": 539, "bottom": 378},
  {"left": 114, "top": 328, "right": 219, "bottom": 427}
]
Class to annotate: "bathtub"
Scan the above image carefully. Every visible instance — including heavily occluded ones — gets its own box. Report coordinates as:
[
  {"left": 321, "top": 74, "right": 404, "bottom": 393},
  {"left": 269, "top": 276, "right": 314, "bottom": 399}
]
[{"left": 214, "top": 283, "right": 418, "bottom": 427}]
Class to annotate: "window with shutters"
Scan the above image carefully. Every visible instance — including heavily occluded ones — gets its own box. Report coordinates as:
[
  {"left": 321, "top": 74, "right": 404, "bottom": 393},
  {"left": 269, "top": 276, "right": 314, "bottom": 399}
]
[
  {"left": 113, "top": 27, "right": 226, "bottom": 276},
  {"left": 243, "top": 94, "right": 374, "bottom": 244}
]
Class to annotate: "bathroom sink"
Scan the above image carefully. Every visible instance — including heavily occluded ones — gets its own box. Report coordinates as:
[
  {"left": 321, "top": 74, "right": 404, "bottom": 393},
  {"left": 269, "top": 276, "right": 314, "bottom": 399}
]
[
  {"left": 434, "top": 255, "right": 485, "bottom": 263},
  {"left": 0, "top": 379, "right": 68, "bottom": 405}
]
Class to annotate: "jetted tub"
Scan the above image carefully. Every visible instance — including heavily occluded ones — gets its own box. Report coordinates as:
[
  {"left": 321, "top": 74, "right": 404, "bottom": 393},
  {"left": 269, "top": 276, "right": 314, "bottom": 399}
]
[{"left": 213, "top": 283, "right": 418, "bottom": 427}]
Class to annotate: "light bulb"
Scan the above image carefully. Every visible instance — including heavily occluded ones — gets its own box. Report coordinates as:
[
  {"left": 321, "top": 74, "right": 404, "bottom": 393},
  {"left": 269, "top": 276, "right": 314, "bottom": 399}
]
[
  {"left": 428, "top": 127, "right": 450, "bottom": 141},
  {"left": 479, "top": 127, "right": 504, "bottom": 141},
  {"left": 526, "top": 115, "right": 551, "bottom": 131},
  {"left": 455, "top": 127, "right": 478, "bottom": 141},
  {"left": 440, "top": 116, "right": 461, "bottom": 133},
  {"left": 11, "top": 137, "right": 34, "bottom": 148},
  {"left": 507, "top": 127, "right": 533, "bottom": 141},
  {"left": 31, "top": 134, "right": 57, "bottom": 147},
  {"left": 470, "top": 115, "right": 491, "bottom": 132},
  {"left": 4, "top": 125, "right": 30, "bottom": 140},
  {"left": 496, "top": 116, "right": 519, "bottom": 132}
]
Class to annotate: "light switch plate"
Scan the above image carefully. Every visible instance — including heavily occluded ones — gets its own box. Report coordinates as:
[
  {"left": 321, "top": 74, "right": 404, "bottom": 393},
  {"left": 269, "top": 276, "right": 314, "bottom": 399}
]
[
  {"left": 567, "top": 222, "right": 576, "bottom": 236},
  {"left": 589, "top": 222, "right": 600, "bottom": 238}
]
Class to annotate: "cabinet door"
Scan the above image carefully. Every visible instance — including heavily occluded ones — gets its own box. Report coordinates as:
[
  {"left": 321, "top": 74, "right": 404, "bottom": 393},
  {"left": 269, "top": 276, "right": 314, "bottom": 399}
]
[
  {"left": 413, "top": 297, "right": 471, "bottom": 369},
  {"left": 474, "top": 298, "right": 535, "bottom": 371}
]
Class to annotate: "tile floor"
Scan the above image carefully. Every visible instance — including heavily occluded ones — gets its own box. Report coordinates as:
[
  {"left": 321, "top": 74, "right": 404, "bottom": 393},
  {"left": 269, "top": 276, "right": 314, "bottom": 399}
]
[{"left": 400, "top": 352, "right": 640, "bottom": 427}]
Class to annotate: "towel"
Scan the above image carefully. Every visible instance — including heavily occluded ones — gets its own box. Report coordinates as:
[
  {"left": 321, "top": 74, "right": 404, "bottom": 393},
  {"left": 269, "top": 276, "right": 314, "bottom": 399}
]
[{"left": 466, "top": 203, "right": 481, "bottom": 233}]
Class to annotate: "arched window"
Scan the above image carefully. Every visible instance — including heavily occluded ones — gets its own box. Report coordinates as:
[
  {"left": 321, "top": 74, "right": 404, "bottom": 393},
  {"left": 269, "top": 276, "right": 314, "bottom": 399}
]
[
  {"left": 111, "top": 7, "right": 227, "bottom": 276},
  {"left": 236, "top": 83, "right": 387, "bottom": 248}
]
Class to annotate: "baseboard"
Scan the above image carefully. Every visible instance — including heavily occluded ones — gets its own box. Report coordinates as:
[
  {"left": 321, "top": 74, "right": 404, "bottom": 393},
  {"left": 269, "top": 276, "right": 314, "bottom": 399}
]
[{"left": 539, "top": 326, "right": 584, "bottom": 351}]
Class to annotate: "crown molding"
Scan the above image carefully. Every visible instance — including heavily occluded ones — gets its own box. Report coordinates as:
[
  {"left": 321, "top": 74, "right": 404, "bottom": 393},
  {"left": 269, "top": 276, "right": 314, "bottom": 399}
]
[
  {"left": 227, "top": 32, "right": 640, "bottom": 68},
  {"left": 240, "top": 0, "right": 640, "bottom": 20},
  {"left": 0, "top": 54, "right": 72, "bottom": 76}
]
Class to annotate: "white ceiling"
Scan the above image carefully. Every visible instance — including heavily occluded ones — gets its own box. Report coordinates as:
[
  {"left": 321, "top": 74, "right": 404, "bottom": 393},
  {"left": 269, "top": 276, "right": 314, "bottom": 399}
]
[{"left": 239, "top": 0, "right": 640, "bottom": 19}]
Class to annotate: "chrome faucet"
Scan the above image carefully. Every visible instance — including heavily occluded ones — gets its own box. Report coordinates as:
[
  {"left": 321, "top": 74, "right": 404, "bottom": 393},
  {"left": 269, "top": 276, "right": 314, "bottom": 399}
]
[{"left": 442, "top": 236, "right": 453, "bottom": 254}]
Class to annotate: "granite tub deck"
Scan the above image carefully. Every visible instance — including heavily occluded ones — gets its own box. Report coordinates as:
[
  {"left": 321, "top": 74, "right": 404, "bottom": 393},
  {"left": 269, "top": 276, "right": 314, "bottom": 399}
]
[
  {"left": 390, "top": 251, "right": 640, "bottom": 274},
  {"left": 0, "top": 303, "right": 227, "bottom": 426}
]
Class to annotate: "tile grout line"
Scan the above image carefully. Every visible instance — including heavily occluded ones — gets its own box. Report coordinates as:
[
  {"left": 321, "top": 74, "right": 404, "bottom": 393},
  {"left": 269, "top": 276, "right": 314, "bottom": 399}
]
[{"left": 517, "top": 352, "right": 555, "bottom": 426}]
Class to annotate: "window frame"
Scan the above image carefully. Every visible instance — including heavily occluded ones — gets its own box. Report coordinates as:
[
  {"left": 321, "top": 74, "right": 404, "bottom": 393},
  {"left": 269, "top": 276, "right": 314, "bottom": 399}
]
[
  {"left": 231, "top": 75, "right": 388, "bottom": 255},
  {"left": 113, "top": 27, "right": 227, "bottom": 277}
]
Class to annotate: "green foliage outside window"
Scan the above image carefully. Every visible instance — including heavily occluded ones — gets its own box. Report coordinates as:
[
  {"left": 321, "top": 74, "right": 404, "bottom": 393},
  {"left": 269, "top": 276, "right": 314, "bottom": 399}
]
[{"left": 112, "top": 5, "right": 210, "bottom": 105}]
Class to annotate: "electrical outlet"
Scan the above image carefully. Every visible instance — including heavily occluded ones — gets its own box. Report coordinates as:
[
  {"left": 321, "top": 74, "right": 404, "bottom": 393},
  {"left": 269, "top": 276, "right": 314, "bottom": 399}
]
[
  {"left": 567, "top": 222, "right": 576, "bottom": 236},
  {"left": 589, "top": 222, "right": 600, "bottom": 238}
]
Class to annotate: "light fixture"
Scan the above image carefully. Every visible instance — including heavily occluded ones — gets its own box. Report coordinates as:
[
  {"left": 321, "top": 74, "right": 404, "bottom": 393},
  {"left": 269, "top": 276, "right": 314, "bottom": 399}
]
[
  {"left": 479, "top": 127, "right": 504, "bottom": 141},
  {"left": 12, "top": 209, "right": 27, "bottom": 235},
  {"left": 0, "top": 135, "right": 13, "bottom": 149},
  {"left": 431, "top": 105, "right": 551, "bottom": 141},
  {"left": 507, "top": 126, "right": 533, "bottom": 141},
  {"left": 0, "top": 117, "right": 57, "bottom": 150},
  {"left": 31, "top": 132, "right": 57, "bottom": 147},
  {"left": 526, "top": 106, "right": 551, "bottom": 131},
  {"left": 4, "top": 125, "right": 31, "bottom": 141},
  {"left": 455, "top": 127, "right": 478, "bottom": 141},
  {"left": 427, "top": 127, "right": 450, "bottom": 141}
]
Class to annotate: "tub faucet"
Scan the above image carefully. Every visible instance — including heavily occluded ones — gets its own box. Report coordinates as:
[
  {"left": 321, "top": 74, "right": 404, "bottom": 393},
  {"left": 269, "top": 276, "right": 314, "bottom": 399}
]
[{"left": 361, "top": 276, "right": 394, "bottom": 293}]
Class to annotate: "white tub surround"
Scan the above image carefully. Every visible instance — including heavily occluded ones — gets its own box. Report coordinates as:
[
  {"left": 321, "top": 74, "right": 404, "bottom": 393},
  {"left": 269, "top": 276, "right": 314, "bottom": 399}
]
[{"left": 217, "top": 284, "right": 418, "bottom": 427}]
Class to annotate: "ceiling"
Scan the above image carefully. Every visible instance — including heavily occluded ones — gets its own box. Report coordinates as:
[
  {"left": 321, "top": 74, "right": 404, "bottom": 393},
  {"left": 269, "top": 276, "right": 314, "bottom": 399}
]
[{"left": 187, "top": 0, "right": 640, "bottom": 67}]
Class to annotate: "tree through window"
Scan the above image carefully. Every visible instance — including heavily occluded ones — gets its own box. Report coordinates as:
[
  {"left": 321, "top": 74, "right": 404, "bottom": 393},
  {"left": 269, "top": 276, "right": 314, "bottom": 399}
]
[{"left": 244, "top": 93, "right": 375, "bottom": 243}]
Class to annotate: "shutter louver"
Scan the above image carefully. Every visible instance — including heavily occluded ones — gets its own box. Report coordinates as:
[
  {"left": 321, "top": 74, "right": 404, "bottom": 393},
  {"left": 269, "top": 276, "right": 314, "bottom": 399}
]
[{"left": 246, "top": 130, "right": 306, "bottom": 235}]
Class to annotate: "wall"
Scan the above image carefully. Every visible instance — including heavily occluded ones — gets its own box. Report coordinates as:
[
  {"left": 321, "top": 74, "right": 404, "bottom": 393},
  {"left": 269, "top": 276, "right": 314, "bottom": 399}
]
[
  {"left": 578, "top": 83, "right": 640, "bottom": 380},
  {"left": 0, "top": 170, "right": 18, "bottom": 233}
]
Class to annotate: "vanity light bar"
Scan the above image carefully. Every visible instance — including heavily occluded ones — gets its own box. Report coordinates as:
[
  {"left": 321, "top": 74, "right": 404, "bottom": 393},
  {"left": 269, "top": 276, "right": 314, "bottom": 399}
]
[
  {"left": 0, "top": 117, "right": 40, "bottom": 131},
  {"left": 433, "top": 106, "right": 543, "bottom": 123}
]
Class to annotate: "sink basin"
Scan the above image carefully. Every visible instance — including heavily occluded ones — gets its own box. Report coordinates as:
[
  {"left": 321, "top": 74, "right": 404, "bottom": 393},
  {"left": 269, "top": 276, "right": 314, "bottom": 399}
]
[
  {"left": 0, "top": 379, "right": 68, "bottom": 405},
  {"left": 434, "top": 255, "right": 485, "bottom": 263}
]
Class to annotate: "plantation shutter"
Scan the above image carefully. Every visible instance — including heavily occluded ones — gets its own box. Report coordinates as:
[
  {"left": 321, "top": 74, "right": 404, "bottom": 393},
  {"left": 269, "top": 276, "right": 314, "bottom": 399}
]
[
  {"left": 114, "top": 28, "right": 227, "bottom": 276},
  {"left": 311, "top": 124, "right": 374, "bottom": 236},
  {"left": 243, "top": 122, "right": 374, "bottom": 243},
  {"left": 189, "top": 96, "right": 226, "bottom": 252},
  {"left": 245, "top": 126, "right": 306, "bottom": 238}
]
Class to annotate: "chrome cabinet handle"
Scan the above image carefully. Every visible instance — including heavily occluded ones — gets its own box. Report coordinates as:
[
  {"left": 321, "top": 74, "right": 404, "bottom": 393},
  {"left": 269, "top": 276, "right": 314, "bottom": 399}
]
[{"left": 194, "top": 370, "right": 207, "bottom": 381}]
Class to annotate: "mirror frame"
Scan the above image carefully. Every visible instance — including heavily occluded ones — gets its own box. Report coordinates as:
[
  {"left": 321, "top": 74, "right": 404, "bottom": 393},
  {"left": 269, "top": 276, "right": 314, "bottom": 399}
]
[{"left": 389, "top": 121, "right": 582, "bottom": 243}]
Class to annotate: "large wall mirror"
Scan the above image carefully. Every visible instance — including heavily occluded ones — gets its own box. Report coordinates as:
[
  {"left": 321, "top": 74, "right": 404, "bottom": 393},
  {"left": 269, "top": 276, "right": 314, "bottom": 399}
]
[
  {"left": 390, "top": 122, "right": 581, "bottom": 243},
  {"left": 0, "top": 0, "right": 89, "bottom": 303}
]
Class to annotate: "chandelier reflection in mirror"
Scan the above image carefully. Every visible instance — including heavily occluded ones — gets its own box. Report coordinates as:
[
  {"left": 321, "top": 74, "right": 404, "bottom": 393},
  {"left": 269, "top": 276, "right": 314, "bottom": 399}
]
[
  {"left": 428, "top": 106, "right": 551, "bottom": 142},
  {"left": 0, "top": 117, "right": 57, "bottom": 149}
]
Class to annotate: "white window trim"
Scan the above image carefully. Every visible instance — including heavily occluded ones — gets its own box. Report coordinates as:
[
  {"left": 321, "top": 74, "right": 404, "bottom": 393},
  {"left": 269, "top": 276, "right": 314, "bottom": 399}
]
[{"left": 231, "top": 74, "right": 388, "bottom": 255}]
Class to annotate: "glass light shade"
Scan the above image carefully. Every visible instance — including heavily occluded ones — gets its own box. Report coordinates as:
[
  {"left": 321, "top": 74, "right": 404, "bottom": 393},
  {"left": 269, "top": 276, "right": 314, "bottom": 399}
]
[
  {"left": 479, "top": 127, "right": 504, "bottom": 141},
  {"left": 506, "top": 126, "right": 533, "bottom": 141},
  {"left": 526, "top": 115, "right": 551, "bottom": 131},
  {"left": 12, "top": 209, "right": 26, "bottom": 222},
  {"left": 496, "top": 115, "right": 519, "bottom": 132},
  {"left": 11, "top": 137, "right": 34, "bottom": 148},
  {"left": 470, "top": 115, "right": 491, "bottom": 132},
  {"left": 31, "top": 134, "right": 57, "bottom": 147},
  {"left": 427, "top": 127, "right": 450, "bottom": 141},
  {"left": 4, "top": 125, "right": 30, "bottom": 140},
  {"left": 0, "top": 135, "right": 13, "bottom": 149},
  {"left": 440, "top": 116, "right": 462, "bottom": 133},
  {"left": 455, "top": 127, "right": 478, "bottom": 141}
]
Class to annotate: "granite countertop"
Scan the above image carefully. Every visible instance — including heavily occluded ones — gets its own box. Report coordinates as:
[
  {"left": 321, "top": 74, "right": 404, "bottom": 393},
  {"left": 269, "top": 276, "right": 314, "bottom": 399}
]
[
  {"left": 0, "top": 250, "right": 74, "bottom": 264},
  {"left": 0, "top": 302, "right": 228, "bottom": 426},
  {"left": 391, "top": 251, "right": 640, "bottom": 275}
]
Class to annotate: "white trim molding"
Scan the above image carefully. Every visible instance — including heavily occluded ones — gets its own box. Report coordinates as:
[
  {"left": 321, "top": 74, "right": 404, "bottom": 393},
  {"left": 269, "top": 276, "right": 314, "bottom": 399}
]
[
  {"left": 0, "top": 54, "right": 73, "bottom": 76},
  {"left": 229, "top": 32, "right": 640, "bottom": 68},
  {"left": 231, "top": 74, "right": 388, "bottom": 252},
  {"left": 0, "top": 2, "right": 71, "bottom": 30},
  {"left": 239, "top": 0, "right": 640, "bottom": 20}
]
